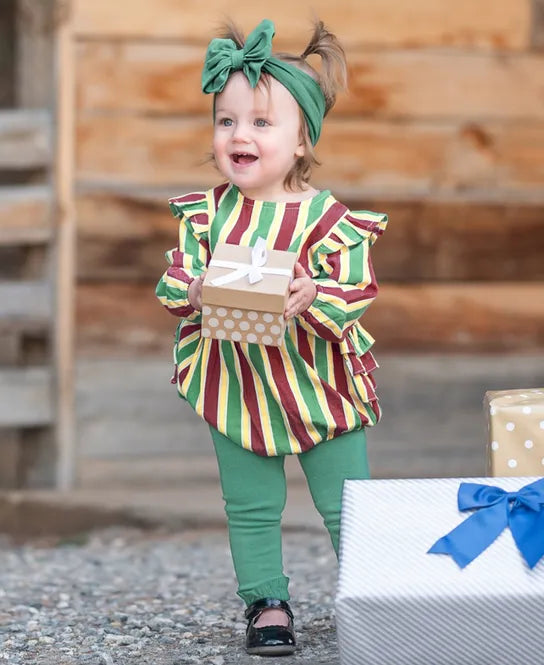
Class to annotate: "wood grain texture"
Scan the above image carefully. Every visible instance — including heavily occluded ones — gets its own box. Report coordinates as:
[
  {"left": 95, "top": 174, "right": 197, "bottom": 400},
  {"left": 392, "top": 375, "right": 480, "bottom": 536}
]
[
  {"left": 0, "top": 186, "right": 53, "bottom": 245},
  {"left": 0, "top": 430, "right": 21, "bottom": 489},
  {"left": 363, "top": 197, "right": 544, "bottom": 281},
  {"left": 73, "top": 0, "right": 531, "bottom": 50},
  {"left": 0, "top": 0, "right": 15, "bottom": 107},
  {"left": 0, "top": 367, "right": 52, "bottom": 427},
  {"left": 532, "top": 0, "right": 544, "bottom": 49},
  {"left": 0, "top": 110, "right": 52, "bottom": 170},
  {"left": 76, "top": 281, "right": 544, "bottom": 353},
  {"left": 365, "top": 282, "right": 544, "bottom": 351},
  {"left": 75, "top": 190, "right": 544, "bottom": 282},
  {"left": 0, "top": 281, "right": 52, "bottom": 332},
  {"left": 16, "top": 0, "right": 56, "bottom": 108},
  {"left": 76, "top": 114, "right": 544, "bottom": 194},
  {"left": 76, "top": 42, "right": 544, "bottom": 121}
]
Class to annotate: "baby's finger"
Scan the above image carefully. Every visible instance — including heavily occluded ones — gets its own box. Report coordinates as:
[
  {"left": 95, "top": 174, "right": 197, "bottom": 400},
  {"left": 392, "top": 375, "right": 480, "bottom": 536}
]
[{"left": 290, "top": 278, "right": 305, "bottom": 293}]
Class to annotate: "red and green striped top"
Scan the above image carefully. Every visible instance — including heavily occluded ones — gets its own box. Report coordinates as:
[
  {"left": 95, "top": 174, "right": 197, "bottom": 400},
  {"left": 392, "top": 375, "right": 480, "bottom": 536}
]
[{"left": 156, "top": 183, "right": 388, "bottom": 456}]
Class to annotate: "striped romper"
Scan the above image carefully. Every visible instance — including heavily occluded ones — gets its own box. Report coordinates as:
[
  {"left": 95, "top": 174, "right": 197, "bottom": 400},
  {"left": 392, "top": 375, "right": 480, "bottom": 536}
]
[{"left": 156, "top": 182, "right": 388, "bottom": 457}]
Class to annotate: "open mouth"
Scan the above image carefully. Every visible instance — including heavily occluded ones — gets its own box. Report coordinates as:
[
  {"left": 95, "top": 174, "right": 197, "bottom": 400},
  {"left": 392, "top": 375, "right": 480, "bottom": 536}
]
[{"left": 231, "top": 153, "right": 258, "bottom": 165}]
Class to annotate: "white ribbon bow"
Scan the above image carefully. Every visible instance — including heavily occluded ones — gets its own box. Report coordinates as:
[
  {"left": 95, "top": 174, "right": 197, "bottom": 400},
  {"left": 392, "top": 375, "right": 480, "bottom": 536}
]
[{"left": 209, "top": 237, "right": 292, "bottom": 287}]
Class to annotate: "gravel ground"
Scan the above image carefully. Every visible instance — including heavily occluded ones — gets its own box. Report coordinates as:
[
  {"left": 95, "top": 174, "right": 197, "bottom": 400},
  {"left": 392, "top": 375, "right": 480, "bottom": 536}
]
[{"left": 0, "top": 528, "right": 339, "bottom": 665}]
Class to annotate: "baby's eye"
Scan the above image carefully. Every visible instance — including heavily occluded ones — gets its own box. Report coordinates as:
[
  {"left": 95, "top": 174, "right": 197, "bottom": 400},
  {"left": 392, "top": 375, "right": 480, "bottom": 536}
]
[
  {"left": 254, "top": 118, "right": 269, "bottom": 127},
  {"left": 218, "top": 117, "right": 233, "bottom": 127}
]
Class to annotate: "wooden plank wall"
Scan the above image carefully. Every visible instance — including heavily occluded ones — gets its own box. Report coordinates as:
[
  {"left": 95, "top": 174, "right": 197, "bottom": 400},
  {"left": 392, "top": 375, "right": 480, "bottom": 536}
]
[
  {"left": 0, "top": 0, "right": 58, "bottom": 488},
  {"left": 72, "top": 0, "right": 544, "bottom": 354}
]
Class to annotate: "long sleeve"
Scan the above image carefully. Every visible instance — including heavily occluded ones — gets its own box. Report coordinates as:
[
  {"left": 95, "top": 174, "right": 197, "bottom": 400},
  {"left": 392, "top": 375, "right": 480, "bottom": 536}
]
[
  {"left": 156, "top": 210, "right": 210, "bottom": 320},
  {"left": 297, "top": 211, "right": 387, "bottom": 343}
]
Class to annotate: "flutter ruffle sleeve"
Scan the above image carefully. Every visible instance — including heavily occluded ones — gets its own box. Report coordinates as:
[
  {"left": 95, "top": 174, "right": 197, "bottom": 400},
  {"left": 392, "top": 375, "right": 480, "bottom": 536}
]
[
  {"left": 155, "top": 191, "right": 211, "bottom": 321},
  {"left": 297, "top": 209, "right": 388, "bottom": 343}
]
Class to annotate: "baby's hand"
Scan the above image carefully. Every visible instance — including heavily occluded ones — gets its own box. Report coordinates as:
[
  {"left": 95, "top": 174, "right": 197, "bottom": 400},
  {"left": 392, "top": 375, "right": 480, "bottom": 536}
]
[
  {"left": 284, "top": 263, "right": 317, "bottom": 320},
  {"left": 188, "top": 274, "right": 205, "bottom": 311}
]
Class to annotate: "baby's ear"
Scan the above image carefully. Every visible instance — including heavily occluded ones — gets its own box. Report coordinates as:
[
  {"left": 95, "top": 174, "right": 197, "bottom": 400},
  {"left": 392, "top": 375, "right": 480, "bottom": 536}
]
[{"left": 295, "top": 142, "right": 305, "bottom": 158}]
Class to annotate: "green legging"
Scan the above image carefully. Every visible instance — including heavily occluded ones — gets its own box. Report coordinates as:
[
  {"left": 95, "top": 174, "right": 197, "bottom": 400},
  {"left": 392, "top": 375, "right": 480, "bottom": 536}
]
[{"left": 210, "top": 427, "right": 369, "bottom": 605}]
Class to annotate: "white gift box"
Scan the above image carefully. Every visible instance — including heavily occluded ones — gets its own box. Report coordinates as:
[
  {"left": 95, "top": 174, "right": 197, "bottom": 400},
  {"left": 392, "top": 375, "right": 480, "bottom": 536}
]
[{"left": 336, "top": 477, "right": 544, "bottom": 665}]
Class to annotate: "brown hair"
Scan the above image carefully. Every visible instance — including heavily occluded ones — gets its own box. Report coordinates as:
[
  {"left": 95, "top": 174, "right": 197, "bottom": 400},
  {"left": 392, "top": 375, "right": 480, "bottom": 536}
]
[{"left": 215, "top": 20, "right": 347, "bottom": 192}]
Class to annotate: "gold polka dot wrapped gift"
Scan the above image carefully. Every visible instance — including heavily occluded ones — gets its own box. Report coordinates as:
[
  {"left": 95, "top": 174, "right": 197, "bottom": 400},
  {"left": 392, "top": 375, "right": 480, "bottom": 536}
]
[
  {"left": 485, "top": 388, "right": 544, "bottom": 476},
  {"left": 201, "top": 239, "right": 297, "bottom": 346}
]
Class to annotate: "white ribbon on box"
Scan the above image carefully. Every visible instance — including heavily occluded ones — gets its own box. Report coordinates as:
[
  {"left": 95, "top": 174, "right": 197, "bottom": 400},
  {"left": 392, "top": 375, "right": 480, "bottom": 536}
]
[{"left": 209, "top": 237, "right": 293, "bottom": 286}]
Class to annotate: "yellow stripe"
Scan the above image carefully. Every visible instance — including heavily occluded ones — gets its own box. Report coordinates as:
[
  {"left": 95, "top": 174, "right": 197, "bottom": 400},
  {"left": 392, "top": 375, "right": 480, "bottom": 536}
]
[
  {"left": 301, "top": 361, "right": 339, "bottom": 440},
  {"left": 216, "top": 347, "right": 230, "bottom": 434},
  {"left": 241, "top": 400, "right": 251, "bottom": 450},
  {"left": 266, "top": 203, "right": 287, "bottom": 247},
  {"left": 217, "top": 196, "right": 244, "bottom": 243},
  {"left": 306, "top": 330, "right": 317, "bottom": 366},
  {"left": 194, "top": 340, "right": 209, "bottom": 417},
  {"left": 259, "top": 347, "right": 300, "bottom": 454},
  {"left": 306, "top": 304, "right": 343, "bottom": 337},
  {"left": 361, "top": 242, "right": 370, "bottom": 286},
  {"left": 338, "top": 246, "right": 350, "bottom": 284},
  {"left": 341, "top": 387, "right": 358, "bottom": 430},
  {"left": 325, "top": 342, "right": 335, "bottom": 389},
  {"left": 280, "top": 349, "right": 323, "bottom": 446},
  {"left": 180, "top": 338, "right": 205, "bottom": 398},
  {"left": 292, "top": 197, "right": 311, "bottom": 241},
  {"left": 206, "top": 188, "right": 216, "bottom": 216},
  {"left": 239, "top": 200, "right": 263, "bottom": 246},
  {"left": 250, "top": 347, "right": 277, "bottom": 456},
  {"left": 344, "top": 374, "right": 378, "bottom": 427},
  {"left": 313, "top": 283, "right": 374, "bottom": 314},
  {"left": 347, "top": 373, "right": 370, "bottom": 407},
  {"left": 224, "top": 343, "right": 252, "bottom": 451},
  {"left": 177, "top": 329, "right": 201, "bottom": 369},
  {"left": 223, "top": 343, "right": 251, "bottom": 450},
  {"left": 163, "top": 295, "right": 189, "bottom": 309},
  {"left": 164, "top": 274, "right": 189, "bottom": 290}
]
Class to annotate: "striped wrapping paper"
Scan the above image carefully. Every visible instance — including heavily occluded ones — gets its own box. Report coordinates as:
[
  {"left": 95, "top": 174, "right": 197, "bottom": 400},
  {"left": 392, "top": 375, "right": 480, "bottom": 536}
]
[{"left": 336, "top": 477, "right": 544, "bottom": 665}]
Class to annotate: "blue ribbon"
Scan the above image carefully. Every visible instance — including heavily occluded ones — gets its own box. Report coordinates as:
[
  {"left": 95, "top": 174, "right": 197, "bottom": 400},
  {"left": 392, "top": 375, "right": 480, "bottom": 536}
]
[{"left": 427, "top": 478, "right": 544, "bottom": 569}]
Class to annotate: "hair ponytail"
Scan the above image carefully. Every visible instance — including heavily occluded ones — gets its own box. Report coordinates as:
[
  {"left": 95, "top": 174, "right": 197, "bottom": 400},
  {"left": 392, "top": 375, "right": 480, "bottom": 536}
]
[
  {"left": 299, "top": 21, "right": 347, "bottom": 115},
  {"left": 218, "top": 20, "right": 245, "bottom": 49}
]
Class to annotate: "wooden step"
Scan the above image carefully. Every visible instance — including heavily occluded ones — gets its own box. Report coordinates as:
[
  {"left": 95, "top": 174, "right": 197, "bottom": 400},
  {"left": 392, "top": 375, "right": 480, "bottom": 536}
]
[
  {"left": 0, "top": 366, "right": 52, "bottom": 427},
  {"left": 0, "top": 110, "right": 52, "bottom": 170},
  {"left": 0, "top": 281, "right": 52, "bottom": 332},
  {"left": 0, "top": 185, "right": 53, "bottom": 245}
]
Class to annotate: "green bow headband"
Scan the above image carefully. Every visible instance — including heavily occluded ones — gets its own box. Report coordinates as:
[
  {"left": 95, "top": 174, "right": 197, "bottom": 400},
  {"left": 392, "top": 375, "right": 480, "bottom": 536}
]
[{"left": 201, "top": 19, "right": 326, "bottom": 145}]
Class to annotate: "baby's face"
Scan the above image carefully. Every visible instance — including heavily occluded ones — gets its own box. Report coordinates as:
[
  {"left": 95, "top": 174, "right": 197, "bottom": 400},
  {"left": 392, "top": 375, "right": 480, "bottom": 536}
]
[{"left": 213, "top": 72, "right": 305, "bottom": 201}]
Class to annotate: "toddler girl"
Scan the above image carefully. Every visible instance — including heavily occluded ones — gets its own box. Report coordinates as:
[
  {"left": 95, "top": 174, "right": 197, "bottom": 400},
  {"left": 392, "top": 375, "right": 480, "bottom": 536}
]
[{"left": 156, "top": 18, "right": 387, "bottom": 656}]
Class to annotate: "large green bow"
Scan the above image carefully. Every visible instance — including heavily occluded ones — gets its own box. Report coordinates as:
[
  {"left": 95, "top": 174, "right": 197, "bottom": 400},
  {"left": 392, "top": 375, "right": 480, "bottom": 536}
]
[
  {"left": 202, "top": 19, "right": 275, "bottom": 92},
  {"left": 201, "top": 19, "right": 326, "bottom": 145}
]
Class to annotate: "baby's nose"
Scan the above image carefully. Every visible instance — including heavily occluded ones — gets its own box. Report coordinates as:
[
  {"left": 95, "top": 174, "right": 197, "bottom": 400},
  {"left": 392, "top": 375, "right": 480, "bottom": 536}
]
[{"left": 232, "top": 123, "right": 251, "bottom": 142}]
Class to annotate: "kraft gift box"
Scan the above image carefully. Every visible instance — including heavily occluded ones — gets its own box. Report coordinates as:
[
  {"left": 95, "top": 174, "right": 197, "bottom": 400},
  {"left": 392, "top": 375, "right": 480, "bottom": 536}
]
[
  {"left": 485, "top": 388, "right": 544, "bottom": 476},
  {"left": 201, "top": 240, "right": 297, "bottom": 346},
  {"left": 336, "top": 476, "right": 544, "bottom": 665}
]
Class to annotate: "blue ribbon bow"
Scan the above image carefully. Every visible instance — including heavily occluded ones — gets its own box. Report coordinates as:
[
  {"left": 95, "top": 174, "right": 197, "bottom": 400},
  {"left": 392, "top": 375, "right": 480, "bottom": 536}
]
[{"left": 428, "top": 478, "right": 544, "bottom": 569}]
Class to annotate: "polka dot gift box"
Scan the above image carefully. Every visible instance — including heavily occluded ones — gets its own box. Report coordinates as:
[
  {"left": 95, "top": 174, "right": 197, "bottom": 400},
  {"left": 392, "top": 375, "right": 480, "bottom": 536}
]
[
  {"left": 201, "top": 240, "right": 297, "bottom": 346},
  {"left": 485, "top": 388, "right": 544, "bottom": 476}
]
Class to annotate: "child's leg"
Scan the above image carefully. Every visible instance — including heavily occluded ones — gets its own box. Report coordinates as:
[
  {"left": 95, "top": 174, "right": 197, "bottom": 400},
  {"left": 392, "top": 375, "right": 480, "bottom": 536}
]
[
  {"left": 298, "top": 429, "right": 369, "bottom": 555},
  {"left": 210, "top": 427, "right": 290, "bottom": 605}
]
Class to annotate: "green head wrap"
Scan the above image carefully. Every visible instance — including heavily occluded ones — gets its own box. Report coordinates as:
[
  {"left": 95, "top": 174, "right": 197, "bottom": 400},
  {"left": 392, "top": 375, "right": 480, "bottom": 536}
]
[{"left": 201, "top": 19, "right": 326, "bottom": 145}]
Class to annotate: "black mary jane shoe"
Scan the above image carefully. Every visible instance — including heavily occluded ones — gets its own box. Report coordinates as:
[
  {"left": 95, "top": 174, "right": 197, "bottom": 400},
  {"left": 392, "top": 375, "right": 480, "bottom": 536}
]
[{"left": 245, "top": 598, "right": 296, "bottom": 656}]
